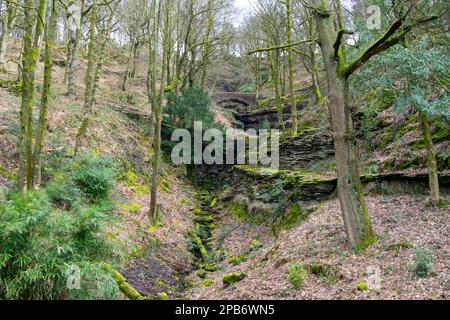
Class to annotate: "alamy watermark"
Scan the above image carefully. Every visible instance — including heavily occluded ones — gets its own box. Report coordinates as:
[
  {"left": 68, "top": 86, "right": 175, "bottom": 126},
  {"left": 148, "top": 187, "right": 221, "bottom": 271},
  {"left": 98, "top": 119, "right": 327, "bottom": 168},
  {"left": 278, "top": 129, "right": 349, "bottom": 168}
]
[{"left": 170, "top": 121, "right": 280, "bottom": 170}]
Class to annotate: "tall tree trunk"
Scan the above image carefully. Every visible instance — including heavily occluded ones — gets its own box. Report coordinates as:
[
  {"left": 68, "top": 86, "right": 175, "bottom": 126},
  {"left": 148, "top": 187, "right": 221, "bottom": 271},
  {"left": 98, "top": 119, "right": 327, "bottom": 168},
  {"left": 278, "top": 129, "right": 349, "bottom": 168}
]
[
  {"left": 130, "top": 41, "right": 139, "bottom": 78},
  {"left": 68, "top": 0, "right": 85, "bottom": 99},
  {"left": 74, "top": 0, "right": 97, "bottom": 155},
  {"left": 147, "top": 0, "right": 160, "bottom": 138},
  {"left": 200, "top": 0, "right": 213, "bottom": 88},
  {"left": 307, "top": 16, "right": 323, "bottom": 103},
  {"left": 0, "top": 4, "right": 16, "bottom": 65},
  {"left": 285, "top": 0, "right": 297, "bottom": 135},
  {"left": 90, "top": 3, "right": 116, "bottom": 110},
  {"left": 270, "top": 50, "right": 285, "bottom": 130},
  {"left": 314, "top": 0, "right": 376, "bottom": 250},
  {"left": 149, "top": 0, "right": 172, "bottom": 223},
  {"left": 33, "top": 0, "right": 57, "bottom": 188},
  {"left": 122, "top": 40, "right": 134, "bottom": 91},
  {"left": 419, "top": 113, "right": 440, "bottom": 204},
  {"left": 18, "top": 0, "right": 35, "bottom": 192}
]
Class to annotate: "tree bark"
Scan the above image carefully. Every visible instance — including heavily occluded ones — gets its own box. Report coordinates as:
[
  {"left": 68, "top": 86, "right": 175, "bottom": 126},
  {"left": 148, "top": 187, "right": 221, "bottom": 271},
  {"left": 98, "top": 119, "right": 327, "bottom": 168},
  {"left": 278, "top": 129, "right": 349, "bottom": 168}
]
[
  {"left": 314, "top": 0, "right": 376, "bottom": 249},
  {"left": 419, "top": 113, "right": 440, "bottom": 204},
  {"left": 149, "top": 0, "right": 172, "bottom": 223},
  {"left": 285, "top": 0, "right": 297, "bottom": 135},
  {"left": 18, "top": 0, "right": 35, "bottom": 192},
  {"left": 200, "top": 0, "right": 213, "bottom": 88},
  {"left": 269, "top": 50, "right": 285, "bottom": 130},
  {"left": 67, "top": 0, "right": 85, "bottom": 99},
  {"left": 0, "top": 4, "right": 16, "bottom": 66},
  {"left": 33, "top": 0, "right": 57, "bottom": 188},
  {"left": 74, "top": 0, "right": 97, "bottom": 155}
]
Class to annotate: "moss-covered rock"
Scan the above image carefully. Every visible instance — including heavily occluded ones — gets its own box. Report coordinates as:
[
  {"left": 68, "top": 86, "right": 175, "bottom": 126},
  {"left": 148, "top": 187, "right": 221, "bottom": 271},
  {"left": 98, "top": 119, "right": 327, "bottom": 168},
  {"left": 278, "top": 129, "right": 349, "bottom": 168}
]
[
  {"left": 223, "top": 273, "right": 247, "bottom": 286},
  {"left": 357, "top": 282, "right": 369, "bottom": 291},
  {"left": 155, "top": 292, "right": 168, "bottom": 300}
]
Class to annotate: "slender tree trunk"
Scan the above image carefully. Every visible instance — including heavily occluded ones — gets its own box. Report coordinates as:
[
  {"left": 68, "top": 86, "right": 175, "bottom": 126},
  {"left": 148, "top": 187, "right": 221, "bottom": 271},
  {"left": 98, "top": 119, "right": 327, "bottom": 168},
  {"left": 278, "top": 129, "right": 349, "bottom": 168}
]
[
  {"left": 122, "top": 40, "right": 134, "bottom": 91},
  {"left": 314, "top": 0, "right": 376, "bottom": 249},
  {"left": 68, "top": 0, "right": 85, "bottom": 99},
  {"left": 149, "top": 0, "right": 172, "bottom": 223},
  {"left": 419, "top": 113, "right": 440, "bottom": 204},
  {"left": 74, "top": 0, "right": 97, "bottom": 155},
  {"left": 270, "top": 50, "right": 285, "bottom": 130},
  {"left": 130, "top": 41, "right": 139, "bottom": 79},
  {"left": 90, "top": 5, "right": 116, "bottom": 109},
  {"left": 307, "top": 16, "right": 323, "bottom": 103},
  {"left": 285, "top": 0, "right": 297, "bottom": 135},
  {"left": 33, "top": 0, "right": 57, "bottom": 188},
  {"left": 147, "top": 0, "right": 160, "bottom": 138},
  {"left": 0, "top": 5, "right": 16, "bottom": 65},
  {"left": 200, "top": 0, "right": 213, "bottom": 88},
  {"left": 18, "top": 0, "right": 35, "bottom": 192}
]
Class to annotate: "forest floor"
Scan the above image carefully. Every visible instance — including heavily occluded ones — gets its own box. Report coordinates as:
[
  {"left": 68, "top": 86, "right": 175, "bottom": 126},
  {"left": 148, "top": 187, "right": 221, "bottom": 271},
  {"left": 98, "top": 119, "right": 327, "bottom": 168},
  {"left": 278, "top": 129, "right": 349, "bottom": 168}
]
[{"left": 187, "top": 194, "right": 449, "bottom": 300}]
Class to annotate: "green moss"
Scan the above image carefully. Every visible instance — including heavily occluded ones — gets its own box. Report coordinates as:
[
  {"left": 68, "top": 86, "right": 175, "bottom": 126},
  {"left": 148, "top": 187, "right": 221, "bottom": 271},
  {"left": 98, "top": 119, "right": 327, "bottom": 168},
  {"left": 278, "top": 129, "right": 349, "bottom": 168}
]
[
  {"left": 121, "top": 202, "right": 142, "bottom": 214},
  {"left": 354, "top": 179, "right": 377, "bottom": 252},
  {"left": 310, "top": 263, "right": 329, "bottom": 276},
  {"left": 278, "top": 202, "right": 308, "bottom": 230},
  {"left": 250, "top": 239, "right": 263, "bottom": 250},
  {"left": 229, "top": 252, "right": 248, "bottom": 265},
  {"left": 210, "top": 198, "right": 217, "bottom": 207},
  {"left": 357, "top": 282, "right": 369, "bottom": 291},
  {"left": 229, "top": 200, "right": 248, "bottom": 220},
  {"left": 223, "top": 273, "right": 246, "bottom": 286},
  {"left": 201, "top": 278, "right": 215, "bottom": 287},
  {"left": 203, "top": 263, "right": 218, "bottom": 272},
  {"left": 155, "top": 292, "right": 168, "bottom": 300},
  {"left": 119, "top": 282, "right": 144, "bottom": 300},
  {"left": 123, "top": 169, "right": 150, "bottom": 195},
  {"left": 0, "top": 165, "right": 15, "bottom": 180}
]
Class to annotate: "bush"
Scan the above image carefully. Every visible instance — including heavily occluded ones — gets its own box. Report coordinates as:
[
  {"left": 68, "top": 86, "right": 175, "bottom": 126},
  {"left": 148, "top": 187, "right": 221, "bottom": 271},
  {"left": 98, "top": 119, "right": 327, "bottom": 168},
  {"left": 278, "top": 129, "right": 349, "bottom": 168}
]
[
  {"left": 46, "top": 175, "right": 83, "bottom": 210},
  {"left": 412, "top": 247, "right": 433, "bottom": 277},
  {"left": 288, "top": 262, "right": 308, "bottom": 289},
  {"left": 0, "top": 192, "right": 120, "bottom": 300},
  {"left": 71, "top": 154, "right": 117, "bottom": 202}
]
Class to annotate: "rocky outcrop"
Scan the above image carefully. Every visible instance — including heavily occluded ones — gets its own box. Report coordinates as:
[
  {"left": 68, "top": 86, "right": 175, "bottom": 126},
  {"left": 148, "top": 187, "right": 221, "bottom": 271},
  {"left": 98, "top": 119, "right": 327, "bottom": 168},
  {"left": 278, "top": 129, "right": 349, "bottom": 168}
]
[{"left": 279, "top": 131, "right": 335, "bottom": 169}]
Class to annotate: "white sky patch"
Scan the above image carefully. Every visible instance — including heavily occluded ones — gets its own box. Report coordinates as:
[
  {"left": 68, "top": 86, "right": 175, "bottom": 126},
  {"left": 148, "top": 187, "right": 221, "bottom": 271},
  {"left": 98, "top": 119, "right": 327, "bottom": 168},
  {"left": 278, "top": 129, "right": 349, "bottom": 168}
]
[{"left": 233, "top": 0, "right": 254, "bottom": 26}]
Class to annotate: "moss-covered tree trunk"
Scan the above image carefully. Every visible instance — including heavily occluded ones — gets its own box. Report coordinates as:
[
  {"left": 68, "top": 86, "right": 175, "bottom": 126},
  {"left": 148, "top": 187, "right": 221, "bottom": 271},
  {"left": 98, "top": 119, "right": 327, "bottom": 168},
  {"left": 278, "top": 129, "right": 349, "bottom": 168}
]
[
  {"left": 0, "top": 4, "right": 16, "bottom": 66},
  {"left": 33, "top": 0, "right": 57, "bottom": 188},
  {"left": 149, "top": 0, "right": 172, "bottom": 223},
  {"left": 314, "top": 0, "right": 376, "bottom": 249},
  {"left": 419, "top": 113, "right": 440, "bottom": 204},
  {"left": 18, "top": 0, "right": 35, "bottom": 192},
  {"left": 307, "top": 16, "right": 323, "bottom": 103},
  {"left": 25, "top": 0, "right": 47, "bottom": 189},
  {"left": 285, "top": 0, "right": 297, "bottom": 135},
  {"left": 91, "top": 2, "right": 117, "bottom": 108},
  {"left": 200, "top": 0, "right": 213, "bottom": 88},
  {"left": 74, "top": 0, "right": 97, "bottom": 155},
  {"left": 270, "top": 50, "right": 285, "bottom": 130},
  {"left": 68, "top": 0, "right": 85, "bottom": 99}
]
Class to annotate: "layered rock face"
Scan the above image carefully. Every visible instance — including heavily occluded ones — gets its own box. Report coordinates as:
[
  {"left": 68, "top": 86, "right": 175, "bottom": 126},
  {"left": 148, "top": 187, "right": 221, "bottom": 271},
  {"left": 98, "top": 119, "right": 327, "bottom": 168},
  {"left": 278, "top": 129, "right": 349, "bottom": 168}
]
[{"left": 279, "top": 131, "right": 335, "bottom": 169}]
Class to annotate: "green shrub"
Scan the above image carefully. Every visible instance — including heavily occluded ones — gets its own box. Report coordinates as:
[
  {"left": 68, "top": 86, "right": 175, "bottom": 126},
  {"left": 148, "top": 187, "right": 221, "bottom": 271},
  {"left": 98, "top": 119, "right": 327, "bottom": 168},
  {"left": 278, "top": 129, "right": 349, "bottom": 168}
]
[
  {"left": 288, "top": 262, "right": 308, "bottom": 289},
  {"left": 71, "top": 154, "right": 117, "bottom": 202},
  {"left": 412, "top": 247, "right": 433, "bottom": 277},
  {"left": 46, "top": 175, "right": 83, "bottom": 210},
  {"left": 0, "top": 192, "right": 120, "bottom": 300}
]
